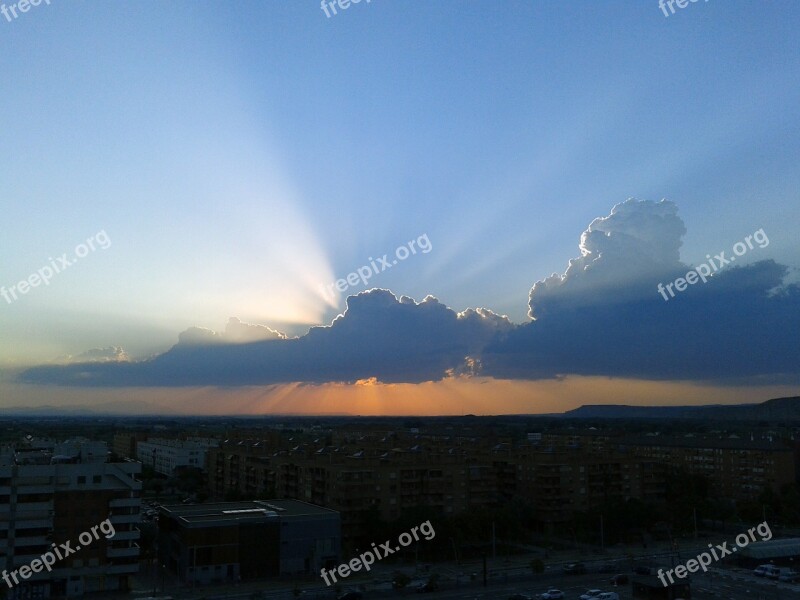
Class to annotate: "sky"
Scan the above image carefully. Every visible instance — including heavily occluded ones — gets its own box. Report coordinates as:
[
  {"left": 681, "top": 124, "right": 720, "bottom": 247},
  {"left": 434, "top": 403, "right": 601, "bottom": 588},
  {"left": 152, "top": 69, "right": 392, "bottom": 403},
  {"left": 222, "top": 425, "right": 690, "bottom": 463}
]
[{"left": 1, "top": 1, "right": 799, "bottom": 414}]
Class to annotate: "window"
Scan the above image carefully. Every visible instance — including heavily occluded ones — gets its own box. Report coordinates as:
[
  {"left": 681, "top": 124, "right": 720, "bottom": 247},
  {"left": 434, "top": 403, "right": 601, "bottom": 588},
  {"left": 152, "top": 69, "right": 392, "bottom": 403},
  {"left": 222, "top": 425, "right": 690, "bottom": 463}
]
[
  {"left": 77, "top": 476, "right": 86, "bottom": 484},
  {"left": 93, "top": 475, "right": 102, "bottom": 484}
]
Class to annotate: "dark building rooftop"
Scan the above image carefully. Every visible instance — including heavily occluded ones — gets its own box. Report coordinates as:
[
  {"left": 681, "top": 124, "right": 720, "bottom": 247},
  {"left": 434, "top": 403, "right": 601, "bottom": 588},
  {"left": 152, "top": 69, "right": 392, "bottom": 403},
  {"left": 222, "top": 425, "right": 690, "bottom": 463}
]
[{"left": 160, "top": 499, "right": 338, "bottom": 527}]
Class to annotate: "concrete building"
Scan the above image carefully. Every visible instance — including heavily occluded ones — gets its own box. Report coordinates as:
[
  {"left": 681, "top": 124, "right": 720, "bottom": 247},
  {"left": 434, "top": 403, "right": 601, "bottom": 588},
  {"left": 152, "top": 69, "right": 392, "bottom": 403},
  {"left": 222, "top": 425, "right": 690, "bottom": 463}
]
[
  {"left": 208, "top": 440, "right": 500, "bottom": 543},
  {"left": 53, "top": 439, "right": 109, "bottom": 464},
  {"left": 137, "top": 438, "right": 218, "bottom": 476},
  {"left": 0, "top": 450, "right": 141, "bottom": 599},
  {"left": 539, "top": 430, "right": 796, "bottom": 501},
  {"left": 112, "top": 432, "right": 149, "bottom": 461},
  {"left": 206, "top": 428, "right": 797, "bottom": 543},
  {"left": 620, "top": 435, "right": 796, "bottom": 500},
  {"left": 513, "top": 447, "right": 665, "bottom": 528},
  {"left": 736, "top": 538, "right": 800, "bottom": 568},
  {"left": 157, "top": 500, "right": 340, "bottom": 585}
]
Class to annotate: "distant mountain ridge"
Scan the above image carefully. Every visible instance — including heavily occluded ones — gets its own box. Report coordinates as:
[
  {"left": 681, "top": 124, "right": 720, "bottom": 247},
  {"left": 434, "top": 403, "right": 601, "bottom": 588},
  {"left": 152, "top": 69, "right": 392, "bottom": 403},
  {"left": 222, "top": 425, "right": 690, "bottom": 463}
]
[{"left": 564, "top": 396, "right": 800, "bottom": 420}]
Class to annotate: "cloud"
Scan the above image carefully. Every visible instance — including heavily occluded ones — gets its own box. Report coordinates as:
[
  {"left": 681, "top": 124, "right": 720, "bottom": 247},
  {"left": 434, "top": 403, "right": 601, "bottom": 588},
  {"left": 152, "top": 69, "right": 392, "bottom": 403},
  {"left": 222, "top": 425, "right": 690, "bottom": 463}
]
[
  {"left": 60, "top": 346, "right": 130, "bottom": 363},
  {"left": 18, "top": 199, "right": 800, "bottom": 388},
  {"left": 484, "top": 199, "right": 800, "bottom": 382},
  {"left": 178, "top": 317, "right": 286, "bottom": 345},
  {"left": 20, "top": 290, "right": 512, "bottom": 386},
  {"left": 529, "top": 198, "right": 686, "bottom": 319}
]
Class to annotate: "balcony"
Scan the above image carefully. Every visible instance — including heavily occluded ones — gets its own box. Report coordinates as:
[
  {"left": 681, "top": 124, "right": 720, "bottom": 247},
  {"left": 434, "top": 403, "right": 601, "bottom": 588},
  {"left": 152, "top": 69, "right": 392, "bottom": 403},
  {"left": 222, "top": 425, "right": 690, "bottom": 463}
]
[
  {"left": 14, "top": 484, "right": 54, "bottom": 494},
  {"left": 13, "top": 554, "right": 45, "bottom": 567},
  {"left": 109, "top": 513, "right": 142, "bottom": 524},
  {"left": 107, "top": 544, "right": 140, "bottom": 558},
  {"left": 106, "top": 563, "right": 140, "bottom": 575},
  {"left": 113, "top": 529, "right": 140, "bottom": 541},
  {"left": 13, "top": 534, "right": 49, "bottom": 546},
  {"left": 109, "top": 497, "right": 141, "bottom": 508},
  {"left": 14, "top": 518, "right": 52, "bottom": 529},
  {"left": 15, "top": 501, "right": 54, "bottom": 515}
]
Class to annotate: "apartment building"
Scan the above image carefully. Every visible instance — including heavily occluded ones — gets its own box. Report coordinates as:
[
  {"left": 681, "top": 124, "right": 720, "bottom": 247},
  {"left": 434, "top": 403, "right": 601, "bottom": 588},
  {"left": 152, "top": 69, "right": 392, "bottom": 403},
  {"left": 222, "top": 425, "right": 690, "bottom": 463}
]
[
  {"left": 513, "top": 446, "right": 658, "bottom": 527},
  {"left": 0, "top": 444, "right": 141, "bottom": 599},
  {"left": 621, "top": 435, "right": 795, "bottom": 500},
  {"left": 157, "top": 500, "right": 340, "bottom": 584},
  {"left": 112, "top": 432, "right": 149, "bottom": 461},
  {"left": 535, "top": 430, "right": 796, "bottom": 501},
  {"left": 137, "top": 438, "right": 218, "bottom": 476},
  {"left": 207, "top": 439, "right": 278, "bottom": 500},
  {"left": 208, "top": 439, "right": 502, "bottom": 543},
  {"left": 207, "top": 428, "right": 795, "bottom": 541}
]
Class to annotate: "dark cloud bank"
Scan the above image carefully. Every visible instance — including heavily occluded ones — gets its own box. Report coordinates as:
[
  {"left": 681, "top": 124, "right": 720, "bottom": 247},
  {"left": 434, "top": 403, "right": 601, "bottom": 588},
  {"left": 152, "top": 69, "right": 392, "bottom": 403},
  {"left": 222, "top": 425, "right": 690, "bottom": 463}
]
[{"left": 20, "top": 199, "right": 800, "bottom": 387}]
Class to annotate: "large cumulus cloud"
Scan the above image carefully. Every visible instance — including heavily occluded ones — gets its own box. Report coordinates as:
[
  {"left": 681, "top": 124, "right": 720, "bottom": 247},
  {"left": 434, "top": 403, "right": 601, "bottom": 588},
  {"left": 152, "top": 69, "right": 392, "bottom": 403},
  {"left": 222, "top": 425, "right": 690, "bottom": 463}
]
[
  {"left": 484, "top": 199, "right": 800, "bottom": 381},
  {"left": 528, "top": 199, "right": 686, "bottom": 319}
]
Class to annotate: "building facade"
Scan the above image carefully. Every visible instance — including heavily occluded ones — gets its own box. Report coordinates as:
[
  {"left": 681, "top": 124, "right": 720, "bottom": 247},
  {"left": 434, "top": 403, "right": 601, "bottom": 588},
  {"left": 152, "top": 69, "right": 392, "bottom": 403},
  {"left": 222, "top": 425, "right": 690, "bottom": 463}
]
[
  {"left": 137, "top": 438, "right": 218, "bottom": 476},
  {"left": 157, "top": 500, "right": 340, "bottom": 585},
  {"left": 0, "top": 451, "right": 141, "bottom": 599}
]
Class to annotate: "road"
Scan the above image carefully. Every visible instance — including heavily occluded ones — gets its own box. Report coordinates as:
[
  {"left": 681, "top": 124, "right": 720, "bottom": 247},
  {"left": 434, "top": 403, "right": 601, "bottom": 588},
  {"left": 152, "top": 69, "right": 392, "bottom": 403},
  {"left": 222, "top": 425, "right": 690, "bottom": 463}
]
[
  {"left": 133, "top": 556, "right": 800, "bottom": 600},
  {"left": 690, "top": 568, "right": 800, "bottom": 600},
  {"left": 355, "top": 568, "right": 800, "bottom": 600}
]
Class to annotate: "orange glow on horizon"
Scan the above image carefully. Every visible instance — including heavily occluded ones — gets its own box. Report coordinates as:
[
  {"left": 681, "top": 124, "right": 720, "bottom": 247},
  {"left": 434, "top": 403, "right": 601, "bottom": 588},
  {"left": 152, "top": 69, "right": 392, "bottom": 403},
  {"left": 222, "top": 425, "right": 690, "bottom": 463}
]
[{"left": 2, "top": 377, "right": 799, "bottom": 417}]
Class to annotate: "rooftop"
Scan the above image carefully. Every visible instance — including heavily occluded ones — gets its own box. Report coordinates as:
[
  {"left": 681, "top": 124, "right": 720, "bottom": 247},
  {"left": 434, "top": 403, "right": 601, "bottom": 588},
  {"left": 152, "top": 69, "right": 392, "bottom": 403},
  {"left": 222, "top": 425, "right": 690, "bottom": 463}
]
[{"left": 160, "top": 499, "right": 338, "bottom": 526}]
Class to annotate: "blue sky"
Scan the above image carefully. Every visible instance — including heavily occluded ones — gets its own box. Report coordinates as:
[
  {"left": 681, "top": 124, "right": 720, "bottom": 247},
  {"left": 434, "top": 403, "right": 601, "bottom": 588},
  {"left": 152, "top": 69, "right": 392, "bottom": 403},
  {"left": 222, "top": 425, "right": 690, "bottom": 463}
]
[{"left": 1, "top": 1, "right": 799, "bottom": 413}]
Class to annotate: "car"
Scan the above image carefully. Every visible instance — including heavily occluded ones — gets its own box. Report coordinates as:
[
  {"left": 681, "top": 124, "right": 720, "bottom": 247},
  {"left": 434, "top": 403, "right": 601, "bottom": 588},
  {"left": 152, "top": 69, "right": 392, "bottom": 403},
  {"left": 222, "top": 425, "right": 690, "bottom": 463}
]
[
  {"left": 609, "top": 574, "right": 629, "bottom": 585},
  {"left": 412, "top": 581, "right": 438, "bottom": 593},
  {"left": 580, "top": 590, "right": 603, "bottom": 600},
  {"left": 598, "top": 594, "right": 619, "bottom": 600},
  {"left": 753, "top": 564, "right": 774, "bottom": 577},
  {"left": 541, "top": 590, "right": 564, "bottom": 600},
  {"left": 598, "top": 562, "right": 617, "bottom": 573},
  {"left": 779, "top": 570, "right": 800, "bottom": 582},
  {"left": 765, "top": 565, "right": 781, "bottom": 579},
  {"left": 563, "top": 562, "right": 587, "bottom": 575}
]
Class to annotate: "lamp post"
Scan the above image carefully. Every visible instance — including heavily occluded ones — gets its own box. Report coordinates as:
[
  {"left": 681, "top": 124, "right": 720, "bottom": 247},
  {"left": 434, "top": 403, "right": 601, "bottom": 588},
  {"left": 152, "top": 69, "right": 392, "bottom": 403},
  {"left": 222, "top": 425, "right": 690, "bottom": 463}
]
[
  {"left": 151, "top": 557, "right": 157, "bottom": 595},
  {"left": 450, "top": 537, "right": 459, "bottom": 587}
]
